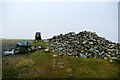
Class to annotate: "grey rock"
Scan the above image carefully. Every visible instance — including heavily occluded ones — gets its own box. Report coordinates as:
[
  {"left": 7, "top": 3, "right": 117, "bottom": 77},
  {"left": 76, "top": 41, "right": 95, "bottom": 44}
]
[
  {"left": 38, "top": 46, "right": 42, "bottom": 50},
  {"left": 47, "top": 31, "right": 120, "bottom": 59},
  {"left": 58, "top": 48, "right": 63, "bottom": 51},
  {"left": 44, "top": 49, "right": 50, "bottom": 53},
  {"left": 109, "top": 59, "right": 113, "bottom": 62},
  {"left": 89, "top": 42, "right": 94, "bottom": 45},
  {"left": 53, "top": 55, "right": 57, "bottom": 57}
]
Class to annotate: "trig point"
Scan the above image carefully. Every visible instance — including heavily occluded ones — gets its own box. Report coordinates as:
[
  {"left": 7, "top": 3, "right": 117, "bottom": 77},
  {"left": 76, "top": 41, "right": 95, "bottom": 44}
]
[{"left": 35, "top": 32, "right": 42, "bottom": 41}]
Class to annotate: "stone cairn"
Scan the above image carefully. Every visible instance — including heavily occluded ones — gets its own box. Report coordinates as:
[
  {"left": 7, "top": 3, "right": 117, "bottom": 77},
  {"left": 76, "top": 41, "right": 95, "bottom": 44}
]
[{"left": 48, "top": 31, "right": 120, "bottom": 59}]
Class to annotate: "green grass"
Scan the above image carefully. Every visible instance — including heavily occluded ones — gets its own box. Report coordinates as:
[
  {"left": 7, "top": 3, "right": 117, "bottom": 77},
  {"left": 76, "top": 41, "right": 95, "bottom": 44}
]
[
  {"left": 2, "top": 40, "right": 120, "bottom": 78},
  {"left": 30, "top": 41, "right": 52, "bottom": 49}
]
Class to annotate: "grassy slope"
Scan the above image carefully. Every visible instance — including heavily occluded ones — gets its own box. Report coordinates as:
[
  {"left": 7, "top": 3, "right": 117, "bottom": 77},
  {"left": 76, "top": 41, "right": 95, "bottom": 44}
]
[{"left": 2, "top": 40, "right": 120, "bottom": 78}]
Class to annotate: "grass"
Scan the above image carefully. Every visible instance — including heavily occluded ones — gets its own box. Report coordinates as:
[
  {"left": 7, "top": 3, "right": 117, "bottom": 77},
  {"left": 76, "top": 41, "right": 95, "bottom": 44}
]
[
  {"left": 2, "top": 39, "right": 120, "bottom": 78},
  {"left": 30, "top": 41, "right": 52, "bottom": 49}
]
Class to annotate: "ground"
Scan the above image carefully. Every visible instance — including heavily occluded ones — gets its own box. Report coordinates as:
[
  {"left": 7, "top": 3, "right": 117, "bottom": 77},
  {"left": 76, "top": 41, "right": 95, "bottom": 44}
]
[{"left": 2, "top": 39, "right": 120, "bottom": 79}]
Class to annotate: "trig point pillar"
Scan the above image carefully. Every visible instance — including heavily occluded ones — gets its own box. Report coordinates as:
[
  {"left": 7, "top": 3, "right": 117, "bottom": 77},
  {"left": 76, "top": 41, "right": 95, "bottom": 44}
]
[{"left": 35, "top": 32, "right": 42, "bottom": 41}]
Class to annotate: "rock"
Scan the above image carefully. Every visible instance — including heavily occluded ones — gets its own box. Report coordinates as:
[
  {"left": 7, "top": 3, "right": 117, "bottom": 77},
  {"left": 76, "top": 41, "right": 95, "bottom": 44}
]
[
  {"left": 52, "top": 50, "right": 55, "bottom": 52},
  {"left": 89, "top": 48, "right": 94, "bottom": 52},
  {"left": 104, "top": 57, "right": 107, "bottom": 59},
  {"left": 28, "top": 48, "right": 32, "bottom": 52},
  {"left": 59, "top": 65, "right": 64, "bottom": 69},
  {"left": 34, "top": 46, "right": 37, "bottom": 50},
  {"left": 44, "top": 39, "right": 49, "bottom": 42},
  {"left": 107, "top": 54, "right": 111, "bottom": 58},
  {"left": 67, "top": 52, "right": 72, "bottom": 56},
  {"left": 58, "top": 48, "right": 63, "bottom": 51},
  {"left": 80, "top": 53, "right": 87, "bottom": 58},
  {"left": 31, "top": 46, "right": 36, "bottom": 51},
  {"left": 4, "top": 62, "right": 8, "bottom": 65},
  {"left": 111, "top": 57, "right": 117, "bottom": 60},
  {"left": 116, "top": 52, "right": 119, "bottom": 55},
  {"left": 23, "top": 68, "right": 26, "bottom": 70},
  {"left": 66, "top": 68, "right": 72, "bottom": 73},
  {"left": 4, "top": 49, "right": 14, "bottom": 56},
  {"left": 83, "top": 41, "right": 87, "bottom": 44},
  {"left": 69, "top": 74, "right": 72, "bottom": 77},
  {"left": 57, "top": 62, "right": 64, "bottom": 68},
  {"left": 57, "top": 62, "right": 62, "bottom": 65},
  {"left": 14, "top": 49, "right": 19, "bottom": 54},
  {"left": 46, "top": 44, "right": 49, "bottom": 46},
  {"left": 109, "top": 59, "right": 113, "bottom": 62},
  {"left": 44, "top": 49, "right": 50, "bottom": 53},
  {"left": 47, "top": 31, "right": 120, "bottom": 59},
  {"left": 89, "top": 42, "right": 94, "bottom": 45},
  {"left": 38, "top": 45, "right": 42, "bottom": 50},
  {"left": 101, "top": 55, "right": 105, "bottom": 59},
  {"left": 53, "top": 65, "right": 55, "bottom": 67},
  {"left": 53, "top": 55, "right": 57, "bottom": 58}
]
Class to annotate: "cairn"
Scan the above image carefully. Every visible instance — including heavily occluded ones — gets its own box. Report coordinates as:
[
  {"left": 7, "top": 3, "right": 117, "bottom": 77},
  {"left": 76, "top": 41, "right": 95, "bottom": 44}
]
[{"left": 48, "top": 31, "right": 120, "bottom": 59}]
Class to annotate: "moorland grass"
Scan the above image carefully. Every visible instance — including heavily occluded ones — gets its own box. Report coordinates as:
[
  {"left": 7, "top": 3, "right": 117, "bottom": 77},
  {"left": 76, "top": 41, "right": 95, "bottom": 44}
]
[{"left": 2, "top": 40, "right": 120, "bottom": 78}]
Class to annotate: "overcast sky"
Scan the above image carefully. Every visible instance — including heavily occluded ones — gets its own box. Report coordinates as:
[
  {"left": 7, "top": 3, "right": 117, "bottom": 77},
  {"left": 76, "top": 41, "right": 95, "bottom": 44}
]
[{"left": 1, "top": 2, "right": 118, "bottom": 42}]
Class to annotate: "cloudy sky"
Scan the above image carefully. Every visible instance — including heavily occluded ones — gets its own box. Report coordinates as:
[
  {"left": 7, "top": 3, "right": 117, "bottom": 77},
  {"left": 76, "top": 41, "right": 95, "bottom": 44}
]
[{"left": 1, "top": 2, "right": 118, "bottom": 42}]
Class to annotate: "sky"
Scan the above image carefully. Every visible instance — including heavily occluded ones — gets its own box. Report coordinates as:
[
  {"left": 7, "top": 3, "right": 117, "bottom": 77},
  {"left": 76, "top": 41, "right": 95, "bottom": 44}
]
[
  {"left": 118, "top": 1, "right": 120, "bottom": 43},
  {"left": 1, "top": 2, "right": 118, "bottom": 42}
]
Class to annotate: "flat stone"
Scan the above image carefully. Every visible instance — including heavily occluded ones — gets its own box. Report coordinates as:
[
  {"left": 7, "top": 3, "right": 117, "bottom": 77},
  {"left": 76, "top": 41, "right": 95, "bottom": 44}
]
[
  {"left": 53, "top": 55, "right": 57, "bottom": 57},
  {"left": 109, "top": 59, "right": 113, "bottom": 62},
  {"left": 44, "top": 49, "right": 50, "bottom": 53}
]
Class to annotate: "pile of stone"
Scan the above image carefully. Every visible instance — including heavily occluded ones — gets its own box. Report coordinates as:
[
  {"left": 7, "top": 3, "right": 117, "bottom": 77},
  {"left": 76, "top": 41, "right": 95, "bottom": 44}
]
[{"left": 48, "top": 31, "right": 120, "bottom": 59}]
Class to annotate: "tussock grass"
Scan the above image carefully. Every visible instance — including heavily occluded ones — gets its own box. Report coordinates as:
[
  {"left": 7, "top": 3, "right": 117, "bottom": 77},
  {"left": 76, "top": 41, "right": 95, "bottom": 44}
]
[{"left": 16, "top": 59, "right": 35, "bottom": 69}]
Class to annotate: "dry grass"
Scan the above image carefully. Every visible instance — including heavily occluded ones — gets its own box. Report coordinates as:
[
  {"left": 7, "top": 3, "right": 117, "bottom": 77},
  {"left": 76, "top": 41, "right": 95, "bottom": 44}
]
[{"left": 16, "top": 59, "right": 35, "bottom": 69}]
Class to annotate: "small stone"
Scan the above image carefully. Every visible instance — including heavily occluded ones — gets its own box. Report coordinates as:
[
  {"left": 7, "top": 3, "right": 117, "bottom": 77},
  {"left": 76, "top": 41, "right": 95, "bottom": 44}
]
[
  {"left": 67, "top": 52, "right": 72, "bottom": 56},
  {"left": 107, "top": 54, "right": 111, "bottom": 58},
  {"left": 44, "top": 49, "right": 50, "bottom": 53},
  {"left": 111, "top": 57, "right": 117, "bottom": 60},
  {"left": 69, "top": 74, "right": 72, "bottom": 77},
  {"left": 44, "top": 40, "right": 49, "bottom": 42},
  {"left": 46, "top": 44, "right": 49, "bottom": 46},
  {"left": 80, "top": 54, "right": 87, "bottom": 58},
  {"left": 57, "top": 62, "right": 62, "bottom": 65},
  {"left": 109, "top": 59, "right": 113, "bottom": 62},
  {"left": 59, "top": 65, "right": 64, "bottom": 69},
  {"left": 83, "top": 41, "right": 87, "bottom": 44},
  {"left": 38, "top": 46, "right": 42, "bottom": 50},
  {"left": 104, "top": 57, "right": 107, "bottom": 59},
  {"left": 53, "top": 55, "right": 57, "bottom": 58},
  {"left": 89, "top": 42, "right": 94, "bottom": 45},
  {"left": 66, "top": 68, "right": 72, "bottom": 73},
  {"left": 58, "top": 48, "right": 63, "bottom": 51},
  {"left": 116, "top": 52, "right": 119, "bottom": 55},
  {"left": 4, "top": 62, "right": 8, "bottom": 65},
  {"left": 31, "top": 46, "right": 36, "bottom": 51},
  {"left": 23, "top": 68, "right": 26, "bottom": 70}
]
